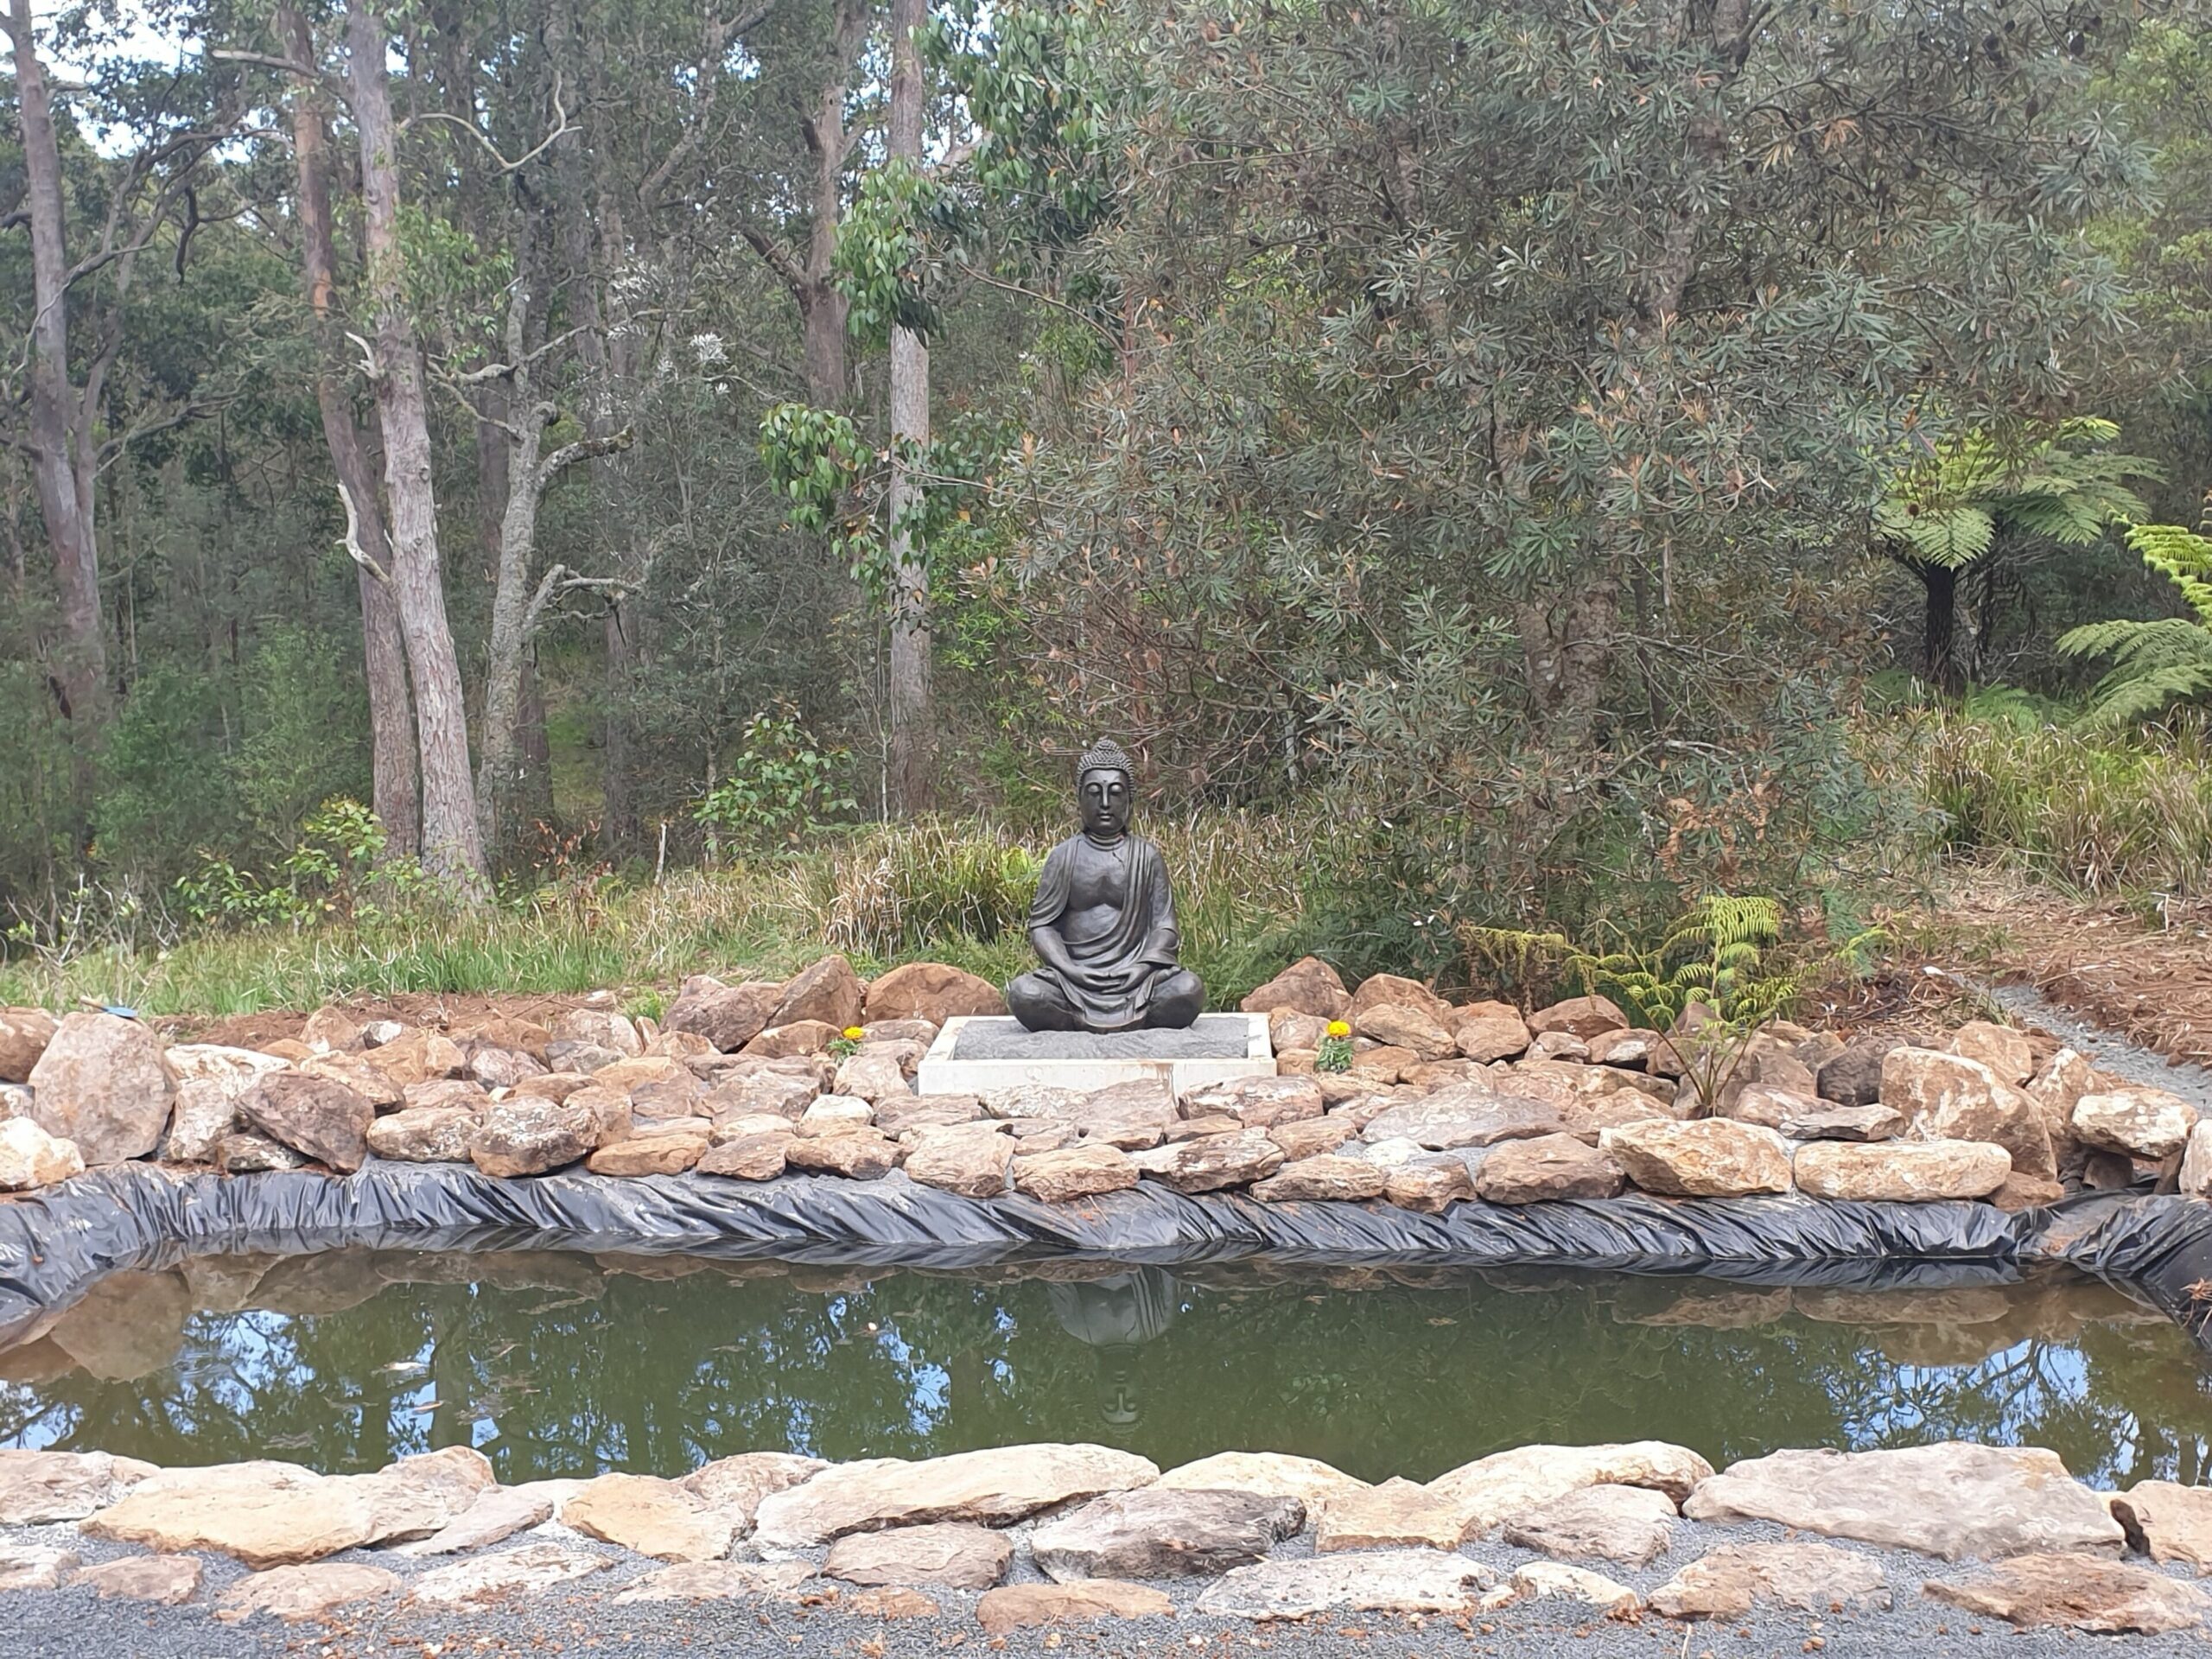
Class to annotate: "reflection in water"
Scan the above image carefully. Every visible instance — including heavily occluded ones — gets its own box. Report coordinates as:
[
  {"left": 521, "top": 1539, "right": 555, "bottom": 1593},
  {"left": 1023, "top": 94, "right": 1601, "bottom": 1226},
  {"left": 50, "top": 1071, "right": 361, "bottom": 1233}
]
[
  {"left": 1046, "top": 1271, "right": 1181, "bottom": 1426},
  {"left": 1, "top": 1251, "right": 2207, "bottom": 1487}
]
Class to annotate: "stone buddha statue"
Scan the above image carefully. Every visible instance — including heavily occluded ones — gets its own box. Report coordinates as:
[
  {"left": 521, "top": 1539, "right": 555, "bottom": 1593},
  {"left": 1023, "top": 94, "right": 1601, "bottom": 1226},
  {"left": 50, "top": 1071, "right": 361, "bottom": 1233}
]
[{"left": 1005, "top": 740, "right": 1205, "bottom": 1033}]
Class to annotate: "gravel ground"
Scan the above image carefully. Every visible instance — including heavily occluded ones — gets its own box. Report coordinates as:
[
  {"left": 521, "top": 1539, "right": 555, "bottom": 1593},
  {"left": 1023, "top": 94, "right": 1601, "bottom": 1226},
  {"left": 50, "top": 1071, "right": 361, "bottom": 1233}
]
[{"left": 7, "top": 1515, "right": 2209, "bottom": 1659}]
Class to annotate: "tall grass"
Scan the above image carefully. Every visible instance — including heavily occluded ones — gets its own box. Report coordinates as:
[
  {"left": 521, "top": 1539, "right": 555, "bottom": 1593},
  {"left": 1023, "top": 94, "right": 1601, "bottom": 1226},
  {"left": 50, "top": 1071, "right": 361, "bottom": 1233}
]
[
  {"left": 0, "top": 812, "right": 1336, "bottom": 1016},
  {"left": 1915, "top": 709, "right": 2212, "bottom": 894}
]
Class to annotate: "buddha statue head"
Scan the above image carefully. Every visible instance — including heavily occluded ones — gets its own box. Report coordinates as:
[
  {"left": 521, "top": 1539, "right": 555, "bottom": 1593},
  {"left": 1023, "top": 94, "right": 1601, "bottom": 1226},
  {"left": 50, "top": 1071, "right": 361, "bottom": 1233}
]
[{"left": 1076, "top": 737, "right": 1135, "bottom": 842}]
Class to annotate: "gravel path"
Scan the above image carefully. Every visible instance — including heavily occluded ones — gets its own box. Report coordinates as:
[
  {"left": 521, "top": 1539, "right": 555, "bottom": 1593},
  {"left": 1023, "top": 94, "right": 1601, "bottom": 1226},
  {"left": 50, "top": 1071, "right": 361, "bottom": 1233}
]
[{"left": 7, "top": 1515, "right": 2208, "bottom": 1658}]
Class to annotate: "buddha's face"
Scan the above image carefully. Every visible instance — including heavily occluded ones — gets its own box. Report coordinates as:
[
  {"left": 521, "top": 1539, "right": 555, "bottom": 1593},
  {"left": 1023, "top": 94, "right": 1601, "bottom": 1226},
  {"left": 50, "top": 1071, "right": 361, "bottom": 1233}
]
[{"left": 1078, "top": 767, "right": 1131, "bottom": 839}]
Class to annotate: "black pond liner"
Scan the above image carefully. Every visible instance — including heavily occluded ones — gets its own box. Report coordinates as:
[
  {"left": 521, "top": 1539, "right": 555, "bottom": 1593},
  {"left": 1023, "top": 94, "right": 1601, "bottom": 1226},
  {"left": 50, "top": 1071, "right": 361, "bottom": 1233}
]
[{"left": 1, "top": 1161, "right": 2209, "bottom": 1351}]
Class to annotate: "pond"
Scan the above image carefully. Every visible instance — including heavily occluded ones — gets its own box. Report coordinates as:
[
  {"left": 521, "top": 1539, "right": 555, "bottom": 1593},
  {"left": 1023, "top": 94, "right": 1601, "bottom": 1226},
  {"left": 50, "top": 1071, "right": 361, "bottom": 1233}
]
[{"left": 3, "top": 1252, "right": 2207, "bottom": 1489}]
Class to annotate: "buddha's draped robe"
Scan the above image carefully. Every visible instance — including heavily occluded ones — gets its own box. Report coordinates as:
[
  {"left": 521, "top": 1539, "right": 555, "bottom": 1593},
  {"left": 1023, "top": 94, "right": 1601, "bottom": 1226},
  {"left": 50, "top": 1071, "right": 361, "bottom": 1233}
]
[{"left": 1020, "top": 831, "right": 1185, "bottom": 1033}]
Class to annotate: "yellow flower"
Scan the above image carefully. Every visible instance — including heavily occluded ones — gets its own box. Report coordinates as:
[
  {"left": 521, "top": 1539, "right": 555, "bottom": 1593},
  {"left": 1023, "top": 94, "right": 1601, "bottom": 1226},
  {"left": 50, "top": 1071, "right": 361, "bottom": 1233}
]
[
  {"left": 842, "top": 1027, "right": 866, "bottom": 1041},
  {"left": 1325, "top": 1020, "right": 1351, "bottom": 1039}
]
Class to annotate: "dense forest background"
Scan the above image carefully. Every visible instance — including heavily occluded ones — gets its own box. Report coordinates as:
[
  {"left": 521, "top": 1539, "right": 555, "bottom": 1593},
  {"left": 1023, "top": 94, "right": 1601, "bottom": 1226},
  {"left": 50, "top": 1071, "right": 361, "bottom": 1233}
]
[{"left": 1, "top": 0, "right": 2209, "bottom": 993}]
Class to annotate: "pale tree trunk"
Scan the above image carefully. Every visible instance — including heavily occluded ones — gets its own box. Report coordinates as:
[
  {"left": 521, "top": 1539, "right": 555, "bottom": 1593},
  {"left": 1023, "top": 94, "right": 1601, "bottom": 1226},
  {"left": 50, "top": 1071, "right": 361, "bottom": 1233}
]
[
  {"left": 740, "top": 0, "right": 866, "bottom": 408},
  {"left": 346, "top": 0, "right": 487, "bottom": 887},
  {"left": 886, "top": 0, "right": 933, "bottom": 814},
  {"left": 5, "top": 0, "right": 104, "bottom": 728},
  {"left": 473, "top": 276, "right": 631, "bottom": 855},
  {"left": 280, "top": 4, "right": 419, "bottom": 857}
]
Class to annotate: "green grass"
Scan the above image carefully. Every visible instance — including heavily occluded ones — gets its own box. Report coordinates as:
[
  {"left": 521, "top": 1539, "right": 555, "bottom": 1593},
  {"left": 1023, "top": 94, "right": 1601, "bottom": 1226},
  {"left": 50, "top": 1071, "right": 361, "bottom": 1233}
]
[
  {"left": 1912, "top": 706, "right": 2212, "bottom": 895},
  {"left": 0, "top": 813, "right": 1329, "bottom": 1017}
]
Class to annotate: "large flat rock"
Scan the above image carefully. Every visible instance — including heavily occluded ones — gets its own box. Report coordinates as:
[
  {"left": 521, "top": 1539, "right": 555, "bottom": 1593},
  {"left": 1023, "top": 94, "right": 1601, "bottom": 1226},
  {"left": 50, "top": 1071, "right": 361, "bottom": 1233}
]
[
  {"left": 1647, "top": 1541, "right": 1891, "bottom": 1618},
  {"left": 1426, "top": 1441, "right": 1713, "bottom": 1538},
  {"left": 1198, "top": 1549, "right": 1494, "bottom": 1620},
  {"left": 1927, "top": 1553, "right": 2208, "bottom": 1632},
  {"left": 1031, "top": 1488, "right": 1303, "bottom": 1580},
  {"left": 1683, "top": 1443, "right": 2124, "bottom": 1560},
  {"left": 752, "top": 1442, "right": 1160, "bottom": 1547}
]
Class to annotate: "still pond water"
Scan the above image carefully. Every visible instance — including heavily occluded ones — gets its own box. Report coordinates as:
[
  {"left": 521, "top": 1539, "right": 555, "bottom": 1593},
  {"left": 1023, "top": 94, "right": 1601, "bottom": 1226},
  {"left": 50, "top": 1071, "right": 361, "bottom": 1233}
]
[{"left": 3, "top": 1251, "right": 2207, "bottom": 1488}]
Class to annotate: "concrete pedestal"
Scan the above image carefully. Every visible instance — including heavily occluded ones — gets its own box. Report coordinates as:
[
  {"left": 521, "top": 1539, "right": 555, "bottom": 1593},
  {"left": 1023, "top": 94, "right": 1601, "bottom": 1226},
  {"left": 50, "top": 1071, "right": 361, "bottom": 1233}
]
[{"left": 915, "top": 1013, "right": 1274, "bottom": 1097}]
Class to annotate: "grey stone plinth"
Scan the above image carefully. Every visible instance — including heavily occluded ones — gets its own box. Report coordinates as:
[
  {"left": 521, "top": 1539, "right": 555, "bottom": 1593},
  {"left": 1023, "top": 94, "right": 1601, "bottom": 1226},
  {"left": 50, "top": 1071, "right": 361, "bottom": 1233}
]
[{"left": 916, "top": 1014, "right": 1274, "bottom": 1097}]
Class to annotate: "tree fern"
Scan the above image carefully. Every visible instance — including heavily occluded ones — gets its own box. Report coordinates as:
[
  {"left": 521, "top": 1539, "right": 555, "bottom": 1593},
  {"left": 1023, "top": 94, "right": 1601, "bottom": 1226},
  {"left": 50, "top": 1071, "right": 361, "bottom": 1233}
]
[
  {"left": 1877, "top": 419, "right": 2158, "bottom": 570},
  {"left": 2058, "top": 519, "right": 2212, "bottom": 726}
]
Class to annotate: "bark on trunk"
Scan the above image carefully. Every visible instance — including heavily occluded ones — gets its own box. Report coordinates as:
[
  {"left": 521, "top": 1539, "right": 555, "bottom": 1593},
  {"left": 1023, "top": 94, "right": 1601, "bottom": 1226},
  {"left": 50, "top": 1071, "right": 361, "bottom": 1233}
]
[
  {"left": 347, "top": 0, "right": 487, "bottom": 887},
  {"left": 7, "top": 0, "right": 105, "bottom": 728},
  {"left": 885, "top": 0, "right": 933, "bottom": 814},
  {"left": 1919, "top": 562, "right": 1961, "bottom": 695},
  {"left": 281, "top": 4, "right": 420, "bottom": 856}
]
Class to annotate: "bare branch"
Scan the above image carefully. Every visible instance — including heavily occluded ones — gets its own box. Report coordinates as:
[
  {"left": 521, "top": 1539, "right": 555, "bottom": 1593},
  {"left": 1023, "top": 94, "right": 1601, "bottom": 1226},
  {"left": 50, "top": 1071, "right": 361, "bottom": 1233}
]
[
  {"left": 410, "top": 67, "right": 575, "bottom": 175},
  {"left": 536, "top": 427, "right": 633, "bottom": 491},
  {"left": 336, "top": 480, "right": 391, "bottom": 583},
  {"left": 521, "top": 562, "right": 629, "bottom": 638}
]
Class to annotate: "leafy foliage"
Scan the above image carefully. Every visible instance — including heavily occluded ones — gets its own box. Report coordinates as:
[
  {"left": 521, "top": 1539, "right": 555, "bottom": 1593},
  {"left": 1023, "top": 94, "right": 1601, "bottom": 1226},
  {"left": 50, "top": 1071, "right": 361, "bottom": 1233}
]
[
  {"left": 2057, "top": 518, "right": 2212, "bottom": 724},
  {"left": 692, "top": 706, "right": 857, "bottom": 855},
  {"left": 1876, "top": 420, "right": 2158, "bottom": 571},
  {"left": 175, "top": 801, "right": 424, "bottom": 931}
]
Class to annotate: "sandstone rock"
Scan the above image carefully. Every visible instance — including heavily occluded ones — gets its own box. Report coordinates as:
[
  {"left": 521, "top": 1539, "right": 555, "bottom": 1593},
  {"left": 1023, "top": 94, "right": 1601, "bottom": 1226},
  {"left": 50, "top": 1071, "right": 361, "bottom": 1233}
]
[
  {"left": 0, "top": 1007, "right": 57, "bottom": 1082},
  {"left": 1991, "top": 1171, "right": 2067, "bottom": 1211},
  {"left": 1793, "top": 1138, "right": 2010, "bottom": 1201},
  {"left": 1527, "top": 1030, "right": 1590, "bottom": 1063},
  {"left": 587, "top": 1122, "right": 709, "bottom": 1175},
  {"left": 2028, "top": 1046, "right": 2095, "bottom": 1154},
  {"left": 0, "top": 1449, "right": 156, "bottom": 1523},
  {"left": 25, "top": 1011, "right": 173, "bottom": 1165},
  {"left": 162, "top": 1044, "right": 288, "bottom": 1163},
  {"left": 1482, "top": 1561, "right": 1639, "bottom": 1617},
  {"left": 406, "top": 1541, "right": 613, "bottom": 1606},
  {"left": 696, "top": 1131, "right": 790, "bottom": 1180},
  {"left": 469, "top": 1096, "right": 595, "bottom": 1177},
  {"left": 1154, "top": 1452, "right": 1368, "bottom": 1508},
  {"left": 986, "top": 1083, "right": 1086, "bottom": 1120},
  {"left": 906, "top": 1128, "right": 1013, "bottom": 1197},
  {"left": 1528, "top": 995, "right": 1630, "bottom": 1039},
  {"left": 680, "top": 1452, "right": 823, "bottom": 1530},
  {"left": 753, "top": 1443, "right": 1160, "bottom": 1547},
  {"left": 1721, "top": 1083, "right": 1823, "bottom": 1130},
  {"left": 794, "top": 1093, "right": 872, "bottom": 1136},
  {"left": 1198, "top": 1550, "right": 1493, "bottom": 1619},
  {"left": 1269, "top": 1009, "right": 1330, "bottom": 1053},
  {"left": 553, "top": 1007, "right": 642, "bottom": 1055},
  {"left": 1384, "top": 1162, "right": 1476, "bottom": 1212},
  {"left": 238, "top": 1071, "right": 373, "bottom": 1172},
  {"left": 667, "top": 980, "right": 782, "bottom": 1052},
  {"left": 1510, "top": 1058, "right": 1675, "bottom": 1106},
  {"left": 1181, "top": 1073, "right": 1324, "bottom": 1128},
  {"left": 0, "top": 1543, "right": 75, "bottom": 1590},
  {"left": 613, "top": 1560, "right": 817, "bottom": 1604},
  {"left": 1033, "top": 1487, "right": 1304, "bottom": 1581},
  {"left": 1880, "top": 1046, "right": 2056, "bottom": 1180},
  {"left": 77, "top": 1554, "right": 201, "bottom": 1603},
  {"left": 467, "top": 1045, "right": 545, "bottom": 1089},
  {"left": 402, "top": 1077, "right": 492, "bottom": 1113},
  {"left": 367, "top": 1105, "right": 479, "bottom": 1162},
  {"left": 2073, "top": 1087, "right": 2201, "bottom": 1160},
  {"left": 1454, "top": 1001, "right": 1532, "bottom": 1062},
  {"left": 1130, "top": 1128, "right": 1283, "bottom": 1192},
  {"left": 866, "top": 962, "right": 1006, "bottom": 1023},
  {"left": 0, "top": 1117, "right": 81, "bottom": 1190},
  {"left": 1647, "top": 1541, "right": 1890, "bottom": 1618},
  {"left": 215, "top": 1561, "right": 400, "bottom": 1623},
  {"left": 1682, "top": 1443, "right": 2124, "bottom": 1559},
  {"left": 1778, "top": 1102, "right": 1904, "bottom": 1142},
  {"left": 509, "top": 1070, "right": 590, "bottom": 1103},
  {"left": 1475, "top": 1133, "right": 1624, "bottom": 1203},
  {"left": 563, "top": 1472, "right": 736, "bottom": 1561},
  {"left": 563, "top": 1084, "right": 632, "bottom": 1145},
  {"left": 1240, "top": 957, "right": 1349, "bottom": 1019},
  {"left": 1348, "top": 973, "right": 1453, "bottom": 1024},
  {"left": 1011, "top": 1144, "right": 1136, "bottom": 1203},
  {"left": 1268, "top": 1115, "right": 1360, "bottom": 1160},
  {"left": 825, "top": 1522, "right": 1013, "bottom": 1589},
  {"left": 771, "top": 954, "right": 866, "bottom": 1031},
  {"left": 298, "top": 1052, "right": 403, "bottom": 1109},
  {"left": 2111, "top": 1481, "right": 2212, "bottom": 1571},
  {"left": 358, "top": 1026, "right": 465, "bottom": 1087},
  {"left": 743, "top": 1019, "right": 838, "bottom": 1058},
  {"left": 1355, "top": 1002, "right": 1458, "bottom": 1061},
  {"left": 1427, "top": 1442, "right": 1713, "bottom": 1539},
  {"left": 1501, "top": 1483, "right": 1676, "bottom": 1567},
  {"left": 1601, "top": 1119, "right": 1791, "bottom": 1197},
  {"left": 877, "top": 1092, "right": 983, "bottom": 1136},
  {"left": 976, "top": 1580, "right": 1173, "bottom": 1633},
  {"left": 1949, "top": 1020, "right": 2035, "bottom": 1084},
  {"left": 1361, "top": 1088, "right": 1562, "bottom": 1150},
  {"left": 1349, "top": 1044, "right": 1418, "bottom": 1081},
  {"left": 1251, "top": 1153, "right": 1386, "bottom": 1203},
  {"left": 2183, "top": 1121, "right": 2212, "bottom": 1198},
  {"left": 703, "top": 1067, "right": 820, "bottom": 1122},
  {"left": 397, "top": 1481, "right": 579, "bottom": 1555},
  {"left": 1313, "top": 1477, "right": 1462, "bottom": 1551},
  {"left": 298, "top": 1006, "right": 362, "bottom": 1052},
  {"left": 835, "top": 1051, "right": 913, "bottom": 1105},
  {"left": 217, "top": 1131, "right": 304, "bottom": 1172},
  {"left": 1817, "top": 1035, "right": 1898, "bottom": 1106},
  {"left": 86, "top": 1460, "right": 364, "bottom": 1567},
  {"left": 785, "top": 1128, "right": 897, "bottom": 1178},
  {"left": 1925, "top": 1553, "right": 2206, "bottom": 1633}
]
